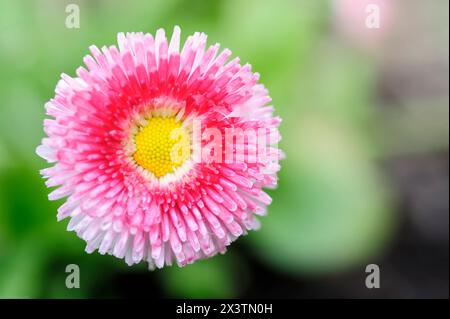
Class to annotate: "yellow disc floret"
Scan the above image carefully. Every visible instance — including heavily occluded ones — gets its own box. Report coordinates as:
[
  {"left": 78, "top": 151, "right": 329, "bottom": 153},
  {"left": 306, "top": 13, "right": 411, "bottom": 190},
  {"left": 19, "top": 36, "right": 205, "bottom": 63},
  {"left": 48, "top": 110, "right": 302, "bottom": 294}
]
[{"left": 133, "top": 117, "right": 191, "bottom": 178}]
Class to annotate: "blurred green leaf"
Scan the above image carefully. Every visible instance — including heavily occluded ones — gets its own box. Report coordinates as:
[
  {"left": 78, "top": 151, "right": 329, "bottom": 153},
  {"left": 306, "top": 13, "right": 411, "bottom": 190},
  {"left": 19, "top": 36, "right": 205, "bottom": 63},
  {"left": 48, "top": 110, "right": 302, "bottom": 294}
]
[
  {"left": 0, "top": 162, "right": 56, "bottom": 238},
  {"left": 0, "top": 238, "right": 45, "bottom": 298},
  {"left": 249, "top": 116, "right": 394, "bottom": 274},
  {"left": 159, "top": 253, "right": 242, "bottom": 298}
]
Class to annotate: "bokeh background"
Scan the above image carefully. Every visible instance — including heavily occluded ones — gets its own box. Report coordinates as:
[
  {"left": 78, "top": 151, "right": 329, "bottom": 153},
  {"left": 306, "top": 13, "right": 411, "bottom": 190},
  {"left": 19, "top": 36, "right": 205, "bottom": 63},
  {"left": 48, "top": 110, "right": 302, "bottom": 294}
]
[{"left": 0, "top": 0, "right": 448, "bottom": 298}]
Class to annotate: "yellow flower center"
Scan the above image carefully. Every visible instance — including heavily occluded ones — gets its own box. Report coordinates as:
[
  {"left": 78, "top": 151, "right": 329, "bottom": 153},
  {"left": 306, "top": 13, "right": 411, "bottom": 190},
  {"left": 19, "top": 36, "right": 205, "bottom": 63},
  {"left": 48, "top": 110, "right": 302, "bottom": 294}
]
[{"left": 133, "top": 117, "right": 191, "bottom": 178}]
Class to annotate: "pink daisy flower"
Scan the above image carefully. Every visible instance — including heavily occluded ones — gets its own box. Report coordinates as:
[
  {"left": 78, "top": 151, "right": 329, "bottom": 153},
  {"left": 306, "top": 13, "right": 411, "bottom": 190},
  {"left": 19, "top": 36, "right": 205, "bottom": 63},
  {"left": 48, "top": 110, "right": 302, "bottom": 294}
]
[{"left": 36, "top": 26, "right": 282, "bottom": 269}]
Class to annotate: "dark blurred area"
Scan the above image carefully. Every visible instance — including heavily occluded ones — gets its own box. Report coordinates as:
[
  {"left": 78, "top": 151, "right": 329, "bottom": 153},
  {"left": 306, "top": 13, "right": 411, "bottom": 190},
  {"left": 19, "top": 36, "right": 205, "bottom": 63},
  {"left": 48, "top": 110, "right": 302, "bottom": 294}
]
[{"left": 0, "top": 0, "right": 448, "bottom": 298}]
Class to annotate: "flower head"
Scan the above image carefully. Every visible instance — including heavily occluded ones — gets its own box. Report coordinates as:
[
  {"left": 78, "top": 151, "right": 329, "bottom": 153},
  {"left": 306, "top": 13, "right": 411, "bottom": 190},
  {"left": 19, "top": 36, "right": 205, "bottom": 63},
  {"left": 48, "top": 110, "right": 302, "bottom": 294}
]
[{"left": 37, "top": 26, "right": 282, "bottom": 269}]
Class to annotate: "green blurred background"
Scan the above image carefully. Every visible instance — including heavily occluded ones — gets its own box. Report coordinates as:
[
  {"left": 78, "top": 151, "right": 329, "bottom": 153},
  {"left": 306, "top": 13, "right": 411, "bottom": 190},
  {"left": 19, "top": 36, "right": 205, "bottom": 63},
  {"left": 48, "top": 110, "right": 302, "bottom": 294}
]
[{"left": 0, "top": 0, "right": 448, "bottom": 298}]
